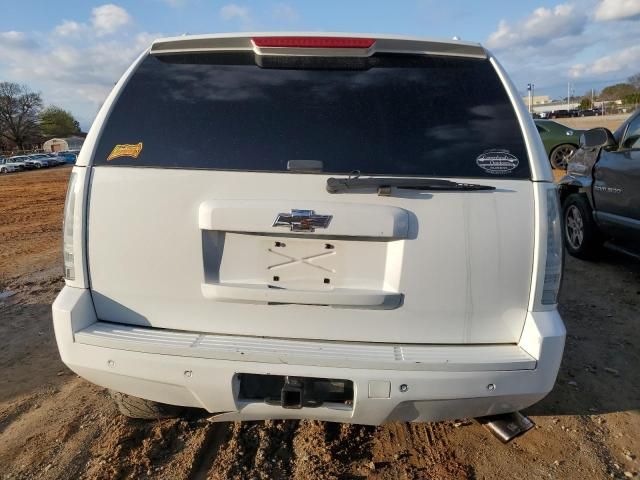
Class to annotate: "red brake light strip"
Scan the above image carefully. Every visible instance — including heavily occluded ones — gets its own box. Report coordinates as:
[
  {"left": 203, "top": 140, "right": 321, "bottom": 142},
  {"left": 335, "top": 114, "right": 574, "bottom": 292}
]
[{"left": 252, "top": 36, "right": 375, "bottom": 49}]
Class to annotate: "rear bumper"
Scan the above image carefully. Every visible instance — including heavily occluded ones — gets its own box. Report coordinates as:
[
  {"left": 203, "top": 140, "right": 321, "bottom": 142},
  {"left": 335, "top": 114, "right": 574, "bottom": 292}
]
[{"left": 53, "top": 286, "right": 565, "bottom": 425}]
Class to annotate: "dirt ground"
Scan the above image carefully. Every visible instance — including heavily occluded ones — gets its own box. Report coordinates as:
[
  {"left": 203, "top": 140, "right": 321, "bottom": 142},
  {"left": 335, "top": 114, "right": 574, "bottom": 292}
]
[
  {"left": 557, "top": 113, "right": 631, "bottom": 132},
  {"left": 1, "top": 125, "right": 638, "bottom": 480}
]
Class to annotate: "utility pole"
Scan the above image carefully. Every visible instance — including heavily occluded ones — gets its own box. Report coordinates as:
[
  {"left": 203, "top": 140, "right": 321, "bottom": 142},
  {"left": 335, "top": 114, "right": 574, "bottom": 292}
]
[
  {"left": 532, "top": 83, "right": 535, "bottom": 110},
  {"left": 527, "top": 83, "right": 533, "bottom": 113},
  {"left": 567, "top": 82, "right": 570, "bottom": 109}
]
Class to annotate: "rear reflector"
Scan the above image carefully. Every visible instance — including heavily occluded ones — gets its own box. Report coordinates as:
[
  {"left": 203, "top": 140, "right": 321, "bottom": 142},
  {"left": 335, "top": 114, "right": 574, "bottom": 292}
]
[{"left": 252, "top": 36, "right": 375, "bottom": 49}]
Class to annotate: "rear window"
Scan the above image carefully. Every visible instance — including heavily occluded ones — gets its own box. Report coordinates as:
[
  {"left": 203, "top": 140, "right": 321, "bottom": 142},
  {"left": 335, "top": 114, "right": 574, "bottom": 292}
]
[{"left": 94, "top": 52, "right": 530, "bottom": 178}]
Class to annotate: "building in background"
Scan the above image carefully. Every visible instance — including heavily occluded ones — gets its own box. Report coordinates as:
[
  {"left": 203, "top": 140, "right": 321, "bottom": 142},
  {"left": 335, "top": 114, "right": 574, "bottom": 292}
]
[
  {"left": 532, "top": 102, "right": 581, "bottom": 115},
  {"left": 43, "top": 136, "right": 85, "bottom": 152},
  {"left": 521, "top": 95, "right": 552, "bottom": 105}
]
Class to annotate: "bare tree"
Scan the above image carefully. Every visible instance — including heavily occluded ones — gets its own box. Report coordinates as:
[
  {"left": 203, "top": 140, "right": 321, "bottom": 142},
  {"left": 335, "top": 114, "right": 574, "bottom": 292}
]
[
  {"left": 0, "top": 82, "right": 43, "bottom": 150},
  {"left": 629, "top": 73, "right": 640, "bottom": 90}
]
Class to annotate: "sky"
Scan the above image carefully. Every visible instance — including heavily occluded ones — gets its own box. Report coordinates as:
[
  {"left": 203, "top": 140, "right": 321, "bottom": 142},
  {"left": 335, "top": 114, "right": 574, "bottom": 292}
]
[{"left": 1, "top": 0, "right": 639, "bottom": 130}]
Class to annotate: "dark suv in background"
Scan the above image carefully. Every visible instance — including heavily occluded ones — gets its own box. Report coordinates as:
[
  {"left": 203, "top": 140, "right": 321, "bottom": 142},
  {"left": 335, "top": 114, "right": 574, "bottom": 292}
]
[
  {"left": 549, "top": 110, "right": 571, "bottom": 119},
  {"left": 560, "top": 110, "right": 640, "bottom": 258}
]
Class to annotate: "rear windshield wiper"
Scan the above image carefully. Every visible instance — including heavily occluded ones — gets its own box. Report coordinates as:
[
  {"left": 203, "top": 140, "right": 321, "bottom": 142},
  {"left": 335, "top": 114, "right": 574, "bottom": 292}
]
[{"left": 326, "top": 177, "right": 495, "bottom": 195}]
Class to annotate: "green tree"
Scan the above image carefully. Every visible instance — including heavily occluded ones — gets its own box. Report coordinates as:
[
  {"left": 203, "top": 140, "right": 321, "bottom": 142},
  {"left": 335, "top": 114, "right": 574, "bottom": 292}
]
[
  {"left": 600, "top": 83, "right": 636, "bottom": 101},
  {"left": 579, "top": 97, "right": 593, "bottom": 109},
  {"left": 623, "top": 92, "right": 640, "bottom": 106},
  {"left": 0, "top": 82, "right": 43, "bottom": 149},
  {"left": 39, "top": 106, "right": 81, "bottom": 137}
]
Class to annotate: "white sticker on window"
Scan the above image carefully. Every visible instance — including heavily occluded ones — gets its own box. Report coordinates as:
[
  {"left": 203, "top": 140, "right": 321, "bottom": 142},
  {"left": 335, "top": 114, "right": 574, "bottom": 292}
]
[{"left": 476, "top": 149, "right": 519, "bottom": 175}]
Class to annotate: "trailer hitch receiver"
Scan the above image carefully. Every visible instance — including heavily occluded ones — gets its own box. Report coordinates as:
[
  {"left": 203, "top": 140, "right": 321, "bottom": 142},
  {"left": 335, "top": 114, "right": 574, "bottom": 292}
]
[{"left": 281, "top": 376, "right": 304, "bottom": 409}]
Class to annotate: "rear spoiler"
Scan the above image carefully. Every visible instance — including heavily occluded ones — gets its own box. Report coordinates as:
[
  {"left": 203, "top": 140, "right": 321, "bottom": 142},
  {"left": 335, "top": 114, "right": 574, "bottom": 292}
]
[{"left": 150, "top": 33, "right": 487, "bottom": 59}]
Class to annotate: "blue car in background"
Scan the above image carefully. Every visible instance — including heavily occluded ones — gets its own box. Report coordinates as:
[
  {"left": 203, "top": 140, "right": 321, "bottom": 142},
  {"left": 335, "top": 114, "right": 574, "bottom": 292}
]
[{"left": 53, "top": 151, "right": 78, "bottom": 164}]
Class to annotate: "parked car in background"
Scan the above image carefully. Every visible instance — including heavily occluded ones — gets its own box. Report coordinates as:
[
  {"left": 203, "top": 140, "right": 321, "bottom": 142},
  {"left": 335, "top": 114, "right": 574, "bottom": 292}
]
[
  {"left": 579, "top": 109, "right": 596, "bottom": 117},
  {"left": 559, "top": 109, "right": 640, "bottom": 258},
  {"left": 534, "top": 119, "right": 584, "bottom": 169},
  {"left": 28, "top": 154, "right": 55, "bottom": 167},
  {"left": 549, "top": 110, "right": 571, "bottom": 119},
  {"left": 54, "top": 151, "right": 78, "bottom": 164},
  {"left": 0, "top": 157, "right": 22, "bottom": 173},
  {"left": 7, "top": 156, "right": 33, "bottom": 170},
  {"left": 53, "top": 33, "right": 565, "bottom": 426},
  {"left": 44, "top": 153, "right": 62, "bottom": 164},
  {"left": 42, "top": 153, "right": 59, "bottom": 165},
  {"left": 43, "top": 153, "right": 66, "bottom": 166}
]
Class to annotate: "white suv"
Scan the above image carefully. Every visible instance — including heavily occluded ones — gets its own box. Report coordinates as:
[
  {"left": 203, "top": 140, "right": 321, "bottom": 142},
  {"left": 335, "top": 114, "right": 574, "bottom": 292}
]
[{"left": 53, "top": 33, "right": 565, "bottom": 424}]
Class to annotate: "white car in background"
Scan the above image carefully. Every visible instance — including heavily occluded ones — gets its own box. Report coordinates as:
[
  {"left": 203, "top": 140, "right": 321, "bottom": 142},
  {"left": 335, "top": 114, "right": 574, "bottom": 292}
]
[
  {"left": 0, "top": 157, "right": 22, "bottom": 173},
  {"left": 53, "top": 33, "right": 565, "bottom": 426},
  {"left": 6, "top": 156, "right": 32, "bottom": 170},
  {"left": 9, "top": 155, "right": 41, "bottom": 169}
]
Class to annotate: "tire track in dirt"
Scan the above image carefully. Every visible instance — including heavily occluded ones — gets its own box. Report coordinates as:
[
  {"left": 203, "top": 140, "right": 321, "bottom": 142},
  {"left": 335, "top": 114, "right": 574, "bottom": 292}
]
[
  {"left": 80, "top": 409, "right": 224, "bottom": 480},
  {"left": 576, "top": 414, "right": 622, "bottom": 478},
  {"left": 291, "top": 421, "right": 377, "bottom": 479},
  {"left": 368, "top": 422, "right": 473, "bottom": 479},
  {"left": 0, "top": 379, "right": 102, "bottom": 480},
  {"left": 0, "top": 390, "right": 46, "bottom": 433},
  {"left": 186, "top": 422, "right": 231, "bottom": 480},
  {"left": 205, "top": 420, "right": 300, "bottom": 479}
]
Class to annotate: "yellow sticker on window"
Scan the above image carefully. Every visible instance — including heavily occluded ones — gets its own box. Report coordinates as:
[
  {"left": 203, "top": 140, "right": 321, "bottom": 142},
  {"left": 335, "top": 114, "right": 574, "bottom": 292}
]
[{"left": 107, "top": 142, "right": 143, "bottom": 161}]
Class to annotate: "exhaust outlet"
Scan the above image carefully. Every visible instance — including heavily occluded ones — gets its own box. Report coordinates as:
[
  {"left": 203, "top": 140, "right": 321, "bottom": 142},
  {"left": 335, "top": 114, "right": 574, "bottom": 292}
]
[{"left": 478, "top": 411, "right": 534, "bottom": 443}]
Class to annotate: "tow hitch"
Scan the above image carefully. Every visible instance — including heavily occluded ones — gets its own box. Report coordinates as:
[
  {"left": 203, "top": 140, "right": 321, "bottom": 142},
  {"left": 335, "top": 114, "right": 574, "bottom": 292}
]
[
  {"left": 281, "top": 376, "right": 304, "bottom": 409},
  {"left": 238, "top": 373, "right": 354, "bottom": 409}
]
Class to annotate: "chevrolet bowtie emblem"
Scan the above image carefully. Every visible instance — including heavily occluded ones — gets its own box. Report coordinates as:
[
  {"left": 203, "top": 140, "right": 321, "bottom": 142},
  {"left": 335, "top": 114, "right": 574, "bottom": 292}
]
[{"left": 273, "top": 209, "right": 332, "bottom": 232}]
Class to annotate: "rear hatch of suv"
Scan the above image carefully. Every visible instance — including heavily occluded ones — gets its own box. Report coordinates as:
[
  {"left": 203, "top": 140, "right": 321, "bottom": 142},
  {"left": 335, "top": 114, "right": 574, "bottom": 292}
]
[{"left": 87, "top": 35, "right": 534, "bottom": 344}]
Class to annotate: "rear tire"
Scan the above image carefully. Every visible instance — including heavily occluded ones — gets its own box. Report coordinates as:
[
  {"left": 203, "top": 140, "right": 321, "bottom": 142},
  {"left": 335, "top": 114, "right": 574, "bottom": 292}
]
[
  {"left": 562, "top": 194, "right": 602, "bottom": 259},
  {"left": 550, "top": 144, "right": 577, "bottom": 170},
  {"left": 109, "top": 390, "right": 185, "bottom": 420},
  {"left": 0, "top": 167, "right": 6, "bottom": 174}
]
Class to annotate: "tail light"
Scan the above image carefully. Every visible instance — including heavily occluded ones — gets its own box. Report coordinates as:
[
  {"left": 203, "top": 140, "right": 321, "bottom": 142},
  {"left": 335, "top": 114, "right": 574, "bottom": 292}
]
[
  {"left": 62, "top": 168, "right": 87, "bottom": 287},
  {"left": 252, "top": 36, "right": 375, "bottom": 49},
  {"left": 62, "top": 172, "right": 78, "bottom": 280},
  {"left": 541, "top": 186, "right": 563, "bottom": 305}
]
